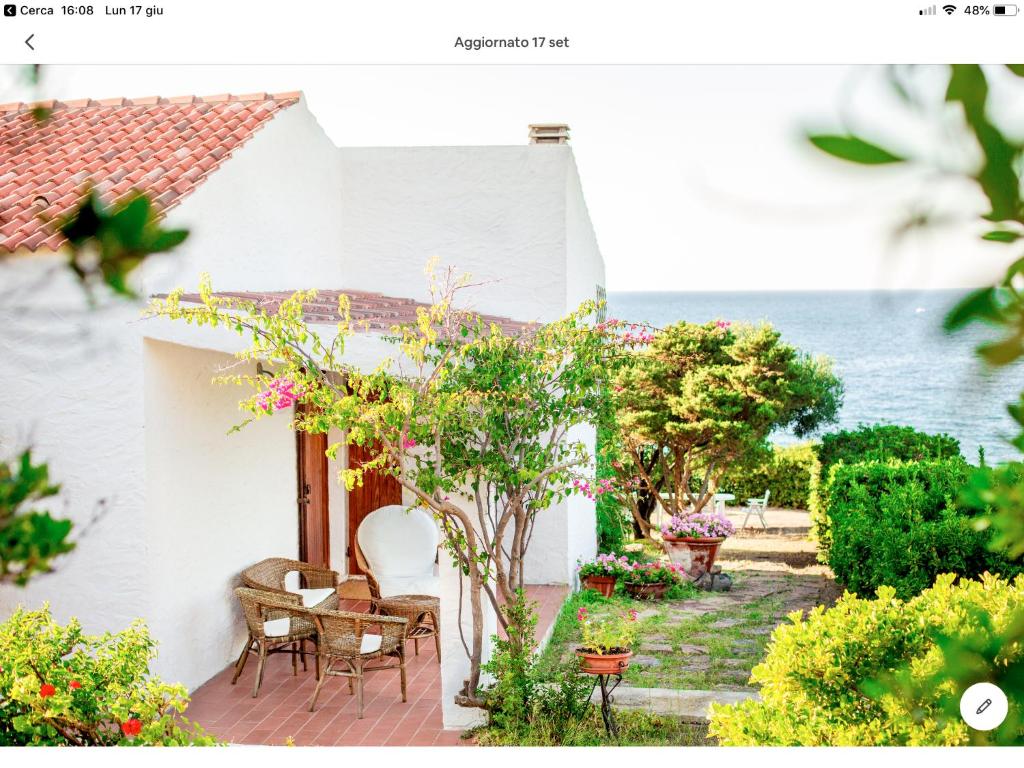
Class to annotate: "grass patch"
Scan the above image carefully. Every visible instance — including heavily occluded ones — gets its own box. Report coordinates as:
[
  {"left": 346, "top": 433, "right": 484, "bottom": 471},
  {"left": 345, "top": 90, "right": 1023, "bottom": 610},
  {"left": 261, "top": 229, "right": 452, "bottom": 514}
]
[
  {"left": 469, "top": 706, "right": 712, "bottom": 746},
  {"left": 538, "top": 576, "right": 789, "bottom": 691}
]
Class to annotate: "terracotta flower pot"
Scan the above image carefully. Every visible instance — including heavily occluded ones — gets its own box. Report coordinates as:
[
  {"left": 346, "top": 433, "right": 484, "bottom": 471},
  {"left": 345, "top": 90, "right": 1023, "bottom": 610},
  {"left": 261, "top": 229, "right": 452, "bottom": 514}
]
[
  {"left": 581, "top": 574, "right": 617, "bottom": 597},
  {"left": 624, "top": 581, "right": 670, "bottom": 600},
  {"left": 576, "top": 648, "right": 633, "bottom": 675},
  {"left": 662, "top": 535, "right": 725, "bottom": 577}
]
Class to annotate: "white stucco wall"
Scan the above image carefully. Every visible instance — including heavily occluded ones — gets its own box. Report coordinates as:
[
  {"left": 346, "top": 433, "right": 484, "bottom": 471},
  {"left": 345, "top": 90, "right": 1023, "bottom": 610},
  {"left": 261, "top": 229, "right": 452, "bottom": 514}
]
[
  {"left": 0, "top": 256, "right": 150, "bottom": 635},
  {"left": 336, "top": 145, "right": 570, "bottom": 323},
  {"left": 143, "top": 98, "right": 345, "bottom": 297},
  {"left": 143, "top": 340, "right": 298, "bottom": 690}
]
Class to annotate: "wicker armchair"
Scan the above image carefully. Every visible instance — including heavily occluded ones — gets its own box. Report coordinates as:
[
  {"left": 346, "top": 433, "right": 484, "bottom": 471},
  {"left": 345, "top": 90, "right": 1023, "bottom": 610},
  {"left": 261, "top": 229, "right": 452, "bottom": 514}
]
[
  {"left": 354, "top": 505, "right": 439, "bottom": 607},
  {"left": 307, "top": 608, "right": 408, "bottom": 718},
  {"left": 232, "top": 587, "right": 320, "bottom": 698},
  {"left": 241, "top": 557, "right": 341, "bottom": 611}
]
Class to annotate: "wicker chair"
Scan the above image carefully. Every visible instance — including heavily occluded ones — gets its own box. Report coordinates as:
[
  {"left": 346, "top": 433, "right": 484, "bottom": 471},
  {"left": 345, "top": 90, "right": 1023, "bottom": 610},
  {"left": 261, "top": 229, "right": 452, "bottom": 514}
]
[
  {"left": 241, "top": 557, "right": 341, "bottom": 611},
  {"left": 307, "top": 608, "right": 408, "bottom": 718},
  {"left": 354, "top": 505, "right": 440, "bottom": 605},
  {"left": 232, "top": 587, "right": 320, "bottom": 698}
]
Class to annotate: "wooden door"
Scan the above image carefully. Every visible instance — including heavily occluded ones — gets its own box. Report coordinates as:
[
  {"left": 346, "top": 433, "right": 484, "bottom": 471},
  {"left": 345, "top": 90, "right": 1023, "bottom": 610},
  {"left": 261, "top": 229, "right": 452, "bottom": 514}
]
[
  {"left": 296, "top": 418, "right": 330, "bottom": 569},
  {"left": 347, "top": 442, "right": 402, "bottom": 574}
]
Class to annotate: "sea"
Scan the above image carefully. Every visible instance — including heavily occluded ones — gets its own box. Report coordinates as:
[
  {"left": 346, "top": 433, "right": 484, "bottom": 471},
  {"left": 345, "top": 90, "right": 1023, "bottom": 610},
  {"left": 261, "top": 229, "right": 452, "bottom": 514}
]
[{"left": 607, "top": 290, "right": 1024, "bottom": 464}]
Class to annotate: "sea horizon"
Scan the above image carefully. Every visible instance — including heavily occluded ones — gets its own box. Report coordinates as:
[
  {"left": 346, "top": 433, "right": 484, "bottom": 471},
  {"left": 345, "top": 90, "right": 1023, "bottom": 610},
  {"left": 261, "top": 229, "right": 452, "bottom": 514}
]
[{"left": 607, "top": 288, "right": 1022, "bottom": 464}]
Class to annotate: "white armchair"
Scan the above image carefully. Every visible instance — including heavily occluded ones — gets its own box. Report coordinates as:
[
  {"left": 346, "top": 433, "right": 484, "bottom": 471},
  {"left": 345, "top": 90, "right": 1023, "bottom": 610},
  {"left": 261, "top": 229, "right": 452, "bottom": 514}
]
[{"left": 355, "top": 504, "right": 440, "bottom": 601}]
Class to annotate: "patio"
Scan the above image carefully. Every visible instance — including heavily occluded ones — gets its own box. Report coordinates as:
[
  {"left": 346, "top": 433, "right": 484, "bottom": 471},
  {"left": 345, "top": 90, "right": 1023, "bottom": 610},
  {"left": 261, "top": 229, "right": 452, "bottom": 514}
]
[{"left": 184, "top": 584, "right": 569, "bottom": 746}]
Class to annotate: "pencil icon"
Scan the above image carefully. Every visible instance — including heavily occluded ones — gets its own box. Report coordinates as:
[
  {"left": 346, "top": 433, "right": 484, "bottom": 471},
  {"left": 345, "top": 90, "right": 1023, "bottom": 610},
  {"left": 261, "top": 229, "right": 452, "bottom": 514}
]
[{"left": 976, "top": 698, "right": 992, "bottom": 715}]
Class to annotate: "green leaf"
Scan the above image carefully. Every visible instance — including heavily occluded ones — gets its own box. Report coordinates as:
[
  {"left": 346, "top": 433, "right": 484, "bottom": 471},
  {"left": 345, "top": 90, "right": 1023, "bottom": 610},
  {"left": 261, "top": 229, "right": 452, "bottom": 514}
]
[
  {"left": 808, "top": 134, "right": 906, "bottom": 165},
  {"left": 943, "top": 287, "right": 1002, "bottom": 331},
  {"left": 983, "top": 230, "right": 1021, "bottom": 243},
  {"left": 978, "top": 334, "right": 1024, "bottom": 366},
  {"left": 1006, "top": 65, "right": 1024, "bottom": 77}
]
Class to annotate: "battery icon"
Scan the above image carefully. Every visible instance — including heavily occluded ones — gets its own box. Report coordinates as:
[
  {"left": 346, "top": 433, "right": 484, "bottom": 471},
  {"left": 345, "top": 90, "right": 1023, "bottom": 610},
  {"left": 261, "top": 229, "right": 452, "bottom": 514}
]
[{"left": 994, "top": 4, "right": 1018, "bottom": 14}]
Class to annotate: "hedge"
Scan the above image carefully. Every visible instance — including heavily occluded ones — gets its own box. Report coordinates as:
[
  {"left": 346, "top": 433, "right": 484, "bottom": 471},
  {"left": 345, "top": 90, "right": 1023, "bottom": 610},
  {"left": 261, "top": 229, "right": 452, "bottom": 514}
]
[
  {"left": 820, "top": 458, "right": 1022, "bottom": 598},
  {"left": 810, "top": 424, "right": 962, "bottom": 545},
  {"left": 709, "top": 573, "right": 1024, "bottom": 745},
  {"left": 718, "top": 443, "right": 818, "bottom": 510}
]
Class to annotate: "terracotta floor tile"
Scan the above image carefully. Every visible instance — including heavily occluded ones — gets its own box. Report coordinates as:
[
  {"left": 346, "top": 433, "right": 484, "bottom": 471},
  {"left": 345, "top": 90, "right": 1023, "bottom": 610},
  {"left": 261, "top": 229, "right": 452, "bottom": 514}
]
[{"left": 186, "top": 584, "right": 567, "bottom": 746}]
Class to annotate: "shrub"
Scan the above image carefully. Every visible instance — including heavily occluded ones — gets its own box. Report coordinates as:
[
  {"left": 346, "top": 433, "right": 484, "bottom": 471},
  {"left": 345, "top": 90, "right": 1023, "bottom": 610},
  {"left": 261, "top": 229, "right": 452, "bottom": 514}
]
[
  {"left": 0, "top": 605, "right": 217, "bottom": 746},
  {"left": 811, "top": 424, "right": 961, "bottom": 532},
  {"left": 817, "top": 424, "right": 962, "bottom": 472},
  {"left": 717, "top": 443, "right": 819, "bottom": 509},
  {"left": 820, "top": 459, "right": 1021, "bottom": 597},
  {"left": 594, "top": 423, "right": 628, "bottom": 552},
  {"left": 709, "top": 573, "right": 1024, "bottom": 746},
  {"left": 481, "top": 591, "right": 591, "bottom": 739}
]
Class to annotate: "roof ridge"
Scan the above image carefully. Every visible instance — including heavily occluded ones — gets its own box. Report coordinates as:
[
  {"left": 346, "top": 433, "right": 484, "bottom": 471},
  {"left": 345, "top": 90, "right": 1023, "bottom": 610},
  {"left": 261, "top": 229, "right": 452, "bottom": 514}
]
[{"left": 0, "top": 90, "right": 303, "bottom": 114}]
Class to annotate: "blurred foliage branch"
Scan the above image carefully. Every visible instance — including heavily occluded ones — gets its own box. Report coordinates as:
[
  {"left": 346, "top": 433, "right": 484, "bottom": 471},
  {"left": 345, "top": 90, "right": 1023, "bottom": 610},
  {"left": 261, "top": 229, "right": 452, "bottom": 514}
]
[{"left": 808, "top": 63, "right": 1024, "bottom": 745}]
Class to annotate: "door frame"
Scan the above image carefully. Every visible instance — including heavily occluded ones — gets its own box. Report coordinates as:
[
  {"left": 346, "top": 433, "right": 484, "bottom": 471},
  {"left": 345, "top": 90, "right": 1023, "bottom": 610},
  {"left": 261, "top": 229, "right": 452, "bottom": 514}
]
[{"left": 295, "top": 417, "right": 330, "bottom": 569}]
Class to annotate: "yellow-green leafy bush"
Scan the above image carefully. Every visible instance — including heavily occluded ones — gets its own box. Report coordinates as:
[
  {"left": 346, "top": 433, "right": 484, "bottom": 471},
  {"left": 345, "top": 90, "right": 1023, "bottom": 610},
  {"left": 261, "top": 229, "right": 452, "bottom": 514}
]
[
  {"left": 0, "top": 605, "right": 217, "bottom": 746},
  {"left": 709, "top": 573, "right": 1024, "bottom": 746}
]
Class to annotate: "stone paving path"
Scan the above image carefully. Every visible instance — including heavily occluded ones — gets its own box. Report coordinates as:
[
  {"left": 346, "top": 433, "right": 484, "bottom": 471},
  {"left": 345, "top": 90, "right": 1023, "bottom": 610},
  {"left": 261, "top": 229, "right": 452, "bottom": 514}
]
[{"left": 608, "top": 507, "right": 840, "bottom": 719}]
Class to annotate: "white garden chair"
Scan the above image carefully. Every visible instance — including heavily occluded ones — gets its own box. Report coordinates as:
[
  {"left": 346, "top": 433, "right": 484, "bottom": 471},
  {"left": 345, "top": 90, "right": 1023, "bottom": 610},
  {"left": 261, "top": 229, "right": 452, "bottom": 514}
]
[
  {"left": 742, "top": 490, "right": 770, "bottom": 530},
  {"left": 355, "top": 504, "right": 440, "bottom": 601}
]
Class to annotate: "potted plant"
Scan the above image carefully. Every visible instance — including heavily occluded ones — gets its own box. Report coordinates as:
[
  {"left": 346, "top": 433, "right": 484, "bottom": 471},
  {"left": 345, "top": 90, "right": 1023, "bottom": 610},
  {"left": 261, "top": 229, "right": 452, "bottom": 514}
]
[
  {"left": 577, "top": 553, "right": 633, "bottom": 596},
  {"left": 661, "top": 510, "right": 735, "bottom": 577},
  {"left": 621, "top": 562, "right": 681, "bottom": 600},
  {"left": 575, "top": 605, "right": 639, "bottom": 674}
]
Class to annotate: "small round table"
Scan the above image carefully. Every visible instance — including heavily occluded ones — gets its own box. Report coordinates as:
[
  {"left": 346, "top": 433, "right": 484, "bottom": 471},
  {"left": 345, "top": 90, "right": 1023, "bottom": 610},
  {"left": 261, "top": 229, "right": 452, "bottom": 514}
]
[
  {"left": 713, "top": 492, "right": 735, "bottom": 514},
  {"left": 374, "top": 594, "right": 441, "bottom": 662}
]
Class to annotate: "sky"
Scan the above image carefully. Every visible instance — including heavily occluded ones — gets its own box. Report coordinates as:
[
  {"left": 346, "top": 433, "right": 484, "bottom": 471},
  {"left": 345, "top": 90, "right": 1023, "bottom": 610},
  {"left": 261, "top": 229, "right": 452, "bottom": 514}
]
[{"left": 8, "top": 64, "right": 1018, "bottom": 292}]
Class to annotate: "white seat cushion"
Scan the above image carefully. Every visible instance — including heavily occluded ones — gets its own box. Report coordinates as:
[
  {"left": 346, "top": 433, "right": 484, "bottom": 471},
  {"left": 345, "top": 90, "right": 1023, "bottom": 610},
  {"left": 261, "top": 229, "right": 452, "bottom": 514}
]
[
  {"left": 357, "top": 504, "right": 440, "bottom": 598},
  {"left": 377, "top": 574, "right": 440, "bottom": 599},
  {"left": 263, "top": 618, "right": 291, "bottom": 638},
  {"left": 289, "top": 587, "right": 336, "bottom": 607},
  {"left": 360, "top": 634, "right": 383, "bottom": 654}
]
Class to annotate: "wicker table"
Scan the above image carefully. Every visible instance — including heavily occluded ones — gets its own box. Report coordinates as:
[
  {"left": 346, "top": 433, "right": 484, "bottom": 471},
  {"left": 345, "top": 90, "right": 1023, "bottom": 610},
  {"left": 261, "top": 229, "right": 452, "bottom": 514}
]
[{"left": 374, "top": 594, "right": 441, "bottom": 662}]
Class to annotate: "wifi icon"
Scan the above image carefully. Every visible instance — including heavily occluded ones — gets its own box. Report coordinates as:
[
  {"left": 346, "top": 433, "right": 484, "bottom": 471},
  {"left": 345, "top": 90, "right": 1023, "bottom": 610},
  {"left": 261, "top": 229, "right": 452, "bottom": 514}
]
[{"left": 943, "top": 3, "right": 957, "bottom": 12}]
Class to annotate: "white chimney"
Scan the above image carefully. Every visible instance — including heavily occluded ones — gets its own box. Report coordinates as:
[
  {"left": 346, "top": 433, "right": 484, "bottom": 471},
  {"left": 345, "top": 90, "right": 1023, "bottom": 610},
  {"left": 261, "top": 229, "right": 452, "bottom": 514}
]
[{"left": 528, "top": 124, "right": 570, "bottom": 144}]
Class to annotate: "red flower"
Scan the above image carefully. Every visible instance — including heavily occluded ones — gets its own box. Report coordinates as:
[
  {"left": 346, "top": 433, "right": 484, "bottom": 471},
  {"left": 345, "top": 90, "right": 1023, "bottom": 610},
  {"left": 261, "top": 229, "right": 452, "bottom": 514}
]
[
  {"left": 69, "top": 680, "right": 82, "bottom": 690},
  {"left": 39, "top": 684, "right": 56, "bottom": 698},
  {"left": 121, "top": 718, "right": 143, "bottom": 737}
]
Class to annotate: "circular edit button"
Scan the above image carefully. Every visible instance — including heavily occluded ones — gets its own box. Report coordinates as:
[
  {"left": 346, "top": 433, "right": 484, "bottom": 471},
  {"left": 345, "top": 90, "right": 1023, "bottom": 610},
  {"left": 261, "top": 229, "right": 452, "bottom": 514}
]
[{"left": 959, "top": 682, "right": 1009, "bottom": 731}]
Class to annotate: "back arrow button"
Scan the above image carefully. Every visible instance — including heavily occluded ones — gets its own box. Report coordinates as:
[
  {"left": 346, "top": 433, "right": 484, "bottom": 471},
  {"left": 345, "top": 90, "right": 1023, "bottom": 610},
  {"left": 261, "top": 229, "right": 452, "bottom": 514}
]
[{"left": 25, "top": 34, "right": 35, "bottom": 51}]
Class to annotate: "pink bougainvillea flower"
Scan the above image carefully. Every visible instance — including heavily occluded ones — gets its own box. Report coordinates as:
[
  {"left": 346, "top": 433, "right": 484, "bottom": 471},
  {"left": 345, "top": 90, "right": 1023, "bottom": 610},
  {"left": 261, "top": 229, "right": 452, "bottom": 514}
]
[
  {"left": 69, "top": 680, "right": 82, "bottom": 690},
  {"left": 577, "top": 607, "right": 588, "bottom": 621},
  {"left": 121, "top": 718, "right": 143, "bottom": 737},
  {"left": 256, "top": 376, "right": 303, "bottom": 412},
  {"left": 39, "top": 684, "right": 56, "bottom": 698},
  {"left": 401, "top": 434, "right": 417, "bottom": 450}
]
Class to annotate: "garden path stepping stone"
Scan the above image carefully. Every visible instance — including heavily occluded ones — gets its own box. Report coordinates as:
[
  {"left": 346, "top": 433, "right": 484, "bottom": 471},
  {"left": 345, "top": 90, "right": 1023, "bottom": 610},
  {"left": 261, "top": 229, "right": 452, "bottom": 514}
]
[
  {"left": 742, "top": 627, "right": 773, "bottom": 636},
  {"left": 641, "top": 642, "right": 674, "bottom": 653},
  {"left": 635, "top": 609, "right": 660, "bottom": 621},
  {"left": 720, "top": 658, "right": 748, "bottom": 668},
  {"left": 632, "top": 655, "right": 662, "bottom": 667},
  {"left": 677, "top": 644, "right": 709, "bottom": 655},
  {"left": 709, "top": 618, "right": 742, "bottom": 629},
  {"left": 730, "top": 640, "right": 757, "bottom": 651},
  {"left": 680, "top": 658, "right": 712, "bottom": 671}
]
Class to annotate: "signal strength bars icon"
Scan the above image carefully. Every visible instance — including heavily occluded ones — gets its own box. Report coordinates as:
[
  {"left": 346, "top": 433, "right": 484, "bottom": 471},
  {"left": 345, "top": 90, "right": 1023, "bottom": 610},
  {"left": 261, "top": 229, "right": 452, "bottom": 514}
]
[{"left": 920, "top": 4, "right": 936, "bottom": 14}]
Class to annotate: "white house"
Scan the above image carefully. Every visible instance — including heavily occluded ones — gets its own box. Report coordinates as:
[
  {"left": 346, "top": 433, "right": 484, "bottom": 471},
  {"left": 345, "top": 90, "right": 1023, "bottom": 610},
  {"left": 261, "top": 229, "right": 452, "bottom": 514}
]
[{"left": 0, "top": 93, "right": 604, "bottom": 729}]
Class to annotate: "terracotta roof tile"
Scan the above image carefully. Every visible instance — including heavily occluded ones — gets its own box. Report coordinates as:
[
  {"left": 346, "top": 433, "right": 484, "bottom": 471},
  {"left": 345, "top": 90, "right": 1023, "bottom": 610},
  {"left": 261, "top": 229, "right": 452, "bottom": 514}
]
[
  {"left": 169, "top": 289, "right": 534, "bottom": 336},
  {"left": 0, "top": 91, "right": 301, "bottom": 253}
]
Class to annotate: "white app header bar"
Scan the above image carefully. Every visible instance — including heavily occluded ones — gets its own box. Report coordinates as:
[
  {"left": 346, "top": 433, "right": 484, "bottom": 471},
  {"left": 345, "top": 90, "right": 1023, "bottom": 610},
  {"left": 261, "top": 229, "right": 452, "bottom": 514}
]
[{"left": 0, "top": 0, "right": 1022, "bottom": 65}]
